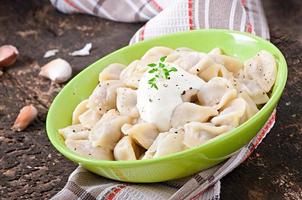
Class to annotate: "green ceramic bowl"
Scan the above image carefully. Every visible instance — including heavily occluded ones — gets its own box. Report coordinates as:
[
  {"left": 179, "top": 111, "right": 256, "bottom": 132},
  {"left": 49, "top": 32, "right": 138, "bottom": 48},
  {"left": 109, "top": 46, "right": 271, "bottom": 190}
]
[{"left": 46, "top": 29, "right": 287, "bottom": 183}]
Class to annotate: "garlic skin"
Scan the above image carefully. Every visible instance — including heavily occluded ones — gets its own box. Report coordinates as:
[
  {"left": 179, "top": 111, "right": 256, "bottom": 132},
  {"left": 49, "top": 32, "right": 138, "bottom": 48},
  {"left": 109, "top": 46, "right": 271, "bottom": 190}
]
[
  {"left": 69, "top": 43, "right": 92, "bottom": 57},
  {"left": 12, "top": 105, "right": 38, "bottom": 132},
  {"left": 0, "top": 45, "right": 19, "bottom": 67},
  {"left": 39, "top": 58, "right": 72, "bottom": 83},
  {"left": 43, "top": 49, "right": 59, "bottom": 58}
]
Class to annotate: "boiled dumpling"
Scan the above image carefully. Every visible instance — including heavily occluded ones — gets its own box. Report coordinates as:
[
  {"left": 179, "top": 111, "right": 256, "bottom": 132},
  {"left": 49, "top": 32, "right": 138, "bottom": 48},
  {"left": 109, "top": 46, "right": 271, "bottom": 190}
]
[
  {"left": 87, "top": 80, "right": 125, "bottom": 111},
  {"left": 89, "top": 109, "right": 131, "bottom": 149},
  {"left": 141, "top": 46, "right": 174, "bottom": 63},
  {"left": 72, "top": 99, "right": 88, "bottom": 124},
  {"left": 183, "top": 122, "right": 230, "bottom": 148},
  {"left": 208, "top": 48, "right": 222, "bottom": 56},
  {"left": 99, "top": 63, "right": 126, "bottom": 82},
  {"left": 198, "top": 63, "right": 233, "bottom": 81},
  {"left": 237, "top": 79, "right": 269, "bottom": 104},
  {"left": 78, "top": 109, "right": 102, "bottom": 129},
  {"left": 59, "top": 124, "right": 88, "bottom": 140},
  {"left": 170, "top": 102, "right": 218, "bottom": 128},
  {"left": 113, "top": 136, "right": 143, "bottom": 161},
  {"left": 119, "top": 60, "right": 148, "bottom": 89},
  {"left": 238, "top": 91, "right": 259, "bottom": 120},
  {"left": 197, "top": 77, "right": 237, "bottom": 110},
  {"left": 116, "top": 87, "right": 139, "bottom": 118},
  {"left": 189, "top": 55, "right": 216, "bottom": 75},
  {"left": 166, "top": 49, "right": 205, "bottom": 71},
  {"left": 65, "top": 139, "right": 113, "bottom": 160},
  {"left": 215, "top": 55, "right": 243, "bottom": 73},
  {"left": 244, "top": 50, "right": 277, "bottom": 92},
  {"left": 211, "top": 98, "right": 247, "bottom": 127},
  {"left": 122, "top": 123, "right": 159, "bottom": 149},
  {"left": 143, "top": 128, "right": 186, "bottom": 159}
]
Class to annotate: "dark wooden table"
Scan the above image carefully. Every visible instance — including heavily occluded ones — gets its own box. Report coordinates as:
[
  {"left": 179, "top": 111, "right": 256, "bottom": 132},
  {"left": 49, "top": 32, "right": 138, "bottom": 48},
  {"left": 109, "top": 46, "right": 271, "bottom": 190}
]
[{"left": 0, "top": 0, "right": 301, "bottom": 199}]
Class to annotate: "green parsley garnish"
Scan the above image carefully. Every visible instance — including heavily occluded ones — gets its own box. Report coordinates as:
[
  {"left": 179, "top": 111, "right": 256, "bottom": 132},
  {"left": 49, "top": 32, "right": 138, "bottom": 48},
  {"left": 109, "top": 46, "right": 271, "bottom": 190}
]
[{"left": 147, "top": 56, "right": 177, "bottom": 89}]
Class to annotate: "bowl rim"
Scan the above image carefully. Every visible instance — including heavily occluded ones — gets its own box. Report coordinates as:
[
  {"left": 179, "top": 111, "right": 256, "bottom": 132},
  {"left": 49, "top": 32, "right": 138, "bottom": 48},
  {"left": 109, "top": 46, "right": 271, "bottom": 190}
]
[{"left": 46, "top": 29, "right": 287, "bottom": 167}]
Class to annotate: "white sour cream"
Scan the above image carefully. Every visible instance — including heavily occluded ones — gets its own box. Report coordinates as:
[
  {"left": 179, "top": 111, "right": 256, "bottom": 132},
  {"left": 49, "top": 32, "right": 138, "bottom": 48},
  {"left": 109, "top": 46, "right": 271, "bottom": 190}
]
[{"left": 137, "top": 65, "right": 205, "bottom": 131}]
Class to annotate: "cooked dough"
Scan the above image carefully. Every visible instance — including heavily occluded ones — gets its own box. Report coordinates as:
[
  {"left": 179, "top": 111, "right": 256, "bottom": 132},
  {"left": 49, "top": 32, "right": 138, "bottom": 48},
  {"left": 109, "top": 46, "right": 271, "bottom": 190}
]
[
  {"left": 65, "top": 139, "right": 113, "bottom": 160},
  {"left": 78, "top": 109, "right": 102, "bottom": 129},
  {"left": 116, "top": 87, "right": 139, "bottom": 118},
  {"left": 143, "top": 128, "right": 186, "bottom": 159},
  {"left": 244, "top": 50, "right": 277, "bottom": 92},
  {"left": 166, "top": 49, "right": 205, "bottom": 71},
  {"left": 87, "top": 80, "right": 125, "bottom": 111},
  {"left": 183, "top": 122, "right": 230, "bottom": 148},
  {"left": 89, "top": 109, "right": 131, "bottom": 149},
  {"left": 122, "top": 123, "right": 159, "bottom": 149},
  {"left": 170, "top": 102, "right": 218, "bottom": 128},
  {"left": 197, "top": 77, "right": 237, "bottom": 110},
  {"left": 114, "top": 136, "right": 143, "bottom": 161},
  {"left": 141, "top": 46, "right": 174, "bottom": 63},
  {"left": 99, "top": 63, "right": 126, "bottom": 82},
  {"left": 72, "top": 99, "right": 89, "bottom": 124},
  {"left": 59, "top": 124, "right": 88, "bottom": 140},
  {"left": 211, "top": 98, "right": 247, "bottom": 127},
  {"left": 120, "top": 60, "right": 148, "bottom": 89}
]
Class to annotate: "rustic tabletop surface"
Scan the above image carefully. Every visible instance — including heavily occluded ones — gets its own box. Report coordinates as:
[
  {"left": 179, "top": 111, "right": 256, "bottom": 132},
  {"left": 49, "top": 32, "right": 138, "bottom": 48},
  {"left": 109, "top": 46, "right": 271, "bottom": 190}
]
[{"left": 0, "top": 0, "right": 301, "bottom": 199}]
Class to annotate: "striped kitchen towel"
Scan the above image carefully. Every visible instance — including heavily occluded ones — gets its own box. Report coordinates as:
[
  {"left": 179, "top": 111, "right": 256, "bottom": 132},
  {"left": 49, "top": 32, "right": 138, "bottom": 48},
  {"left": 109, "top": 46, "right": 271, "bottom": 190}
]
[{"left": 50, "top": 0, "right": 272, "bottom": 199}]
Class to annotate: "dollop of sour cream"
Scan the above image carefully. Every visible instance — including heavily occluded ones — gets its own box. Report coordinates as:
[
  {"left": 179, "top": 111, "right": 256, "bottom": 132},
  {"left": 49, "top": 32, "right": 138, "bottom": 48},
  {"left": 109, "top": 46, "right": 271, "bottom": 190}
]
[{"left": 137, "top": 65, "right": 205, "bottom": 131}]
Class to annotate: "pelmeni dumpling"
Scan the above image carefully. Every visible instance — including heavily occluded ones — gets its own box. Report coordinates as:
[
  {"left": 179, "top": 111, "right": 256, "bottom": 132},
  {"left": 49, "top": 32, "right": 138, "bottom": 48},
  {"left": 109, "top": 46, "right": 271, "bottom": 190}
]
[
  {"left": 116, "top": 87, "right": 139, "bottom": 118},
  {"left": 244, "top": 50, "right": 277, "bottom": 92},
  {"left": 120, "top": 60, "right": 148, "bottom": 89},
  {"left": 211, "top": 98, "right": 247, "bottom": 127},
  {"left": 189, "top": 55, "right": 216, "bottom": 75},
  {"left": 72, "top": 99, "right": 88, "bottom": 124},
  {"left": 237, "top": 79, "right": 269, "bottom": 104},
  {"left": 170, "top": 102, "right": 218, "bottom": 128},
  {"left": 59, "top": 124, "right": 88, "bottom": 140},
  {"left": 87, "top": 80, "right": 125, "bottom": 112},
  {"left": 198, "top": 63, "right": 233, "bottom": 81},
  {"left": 183, "top": 122, "right": 230, "bottom": 148},
  {"left": 141, "top": 46, "right": 174, "bottom": 63},
  {"left": 239, "top": 91, "right": 259, "bottom": 120},
  {"left": 113, "top": 136, "right": 143, "bottom": 161},
  {"left": 78, "top": 109, "right": 102, "bottom": 129},
  {"left": 166, "top": 49, "right": 205, "bottom": 71},
  {"left": 122, "top": 123, "right": 159, "bottom": 149},
  {"left": 197, "top": 77, "right": 237, "bottom": 110},
  {"left": 65, "top": 139, "right": 113, "bottom": 160},
  {"left": 99, "top": 63, "right": 126, "bottom": 82},
  {"left": 215, "top": 55, "right": 243, "bottom": 73},
  {"left": 143, "top": 128, "right": 186, "bottom": 159},
  {"left": 89, "top": 109, "right": 131, "bottom": 149}
]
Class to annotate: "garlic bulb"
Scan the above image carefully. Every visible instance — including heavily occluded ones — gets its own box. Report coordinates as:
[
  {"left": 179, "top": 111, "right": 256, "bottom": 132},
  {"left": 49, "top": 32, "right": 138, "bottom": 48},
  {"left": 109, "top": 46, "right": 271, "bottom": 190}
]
[
  {"left": 12, "top": 105, "right": 38, "bottom": 131},
  {"left": 0, "top": 45, "right": 19, "bottom": 67},
  {"left": 39, "top": 58, "right": 72, "bottom": 83}
]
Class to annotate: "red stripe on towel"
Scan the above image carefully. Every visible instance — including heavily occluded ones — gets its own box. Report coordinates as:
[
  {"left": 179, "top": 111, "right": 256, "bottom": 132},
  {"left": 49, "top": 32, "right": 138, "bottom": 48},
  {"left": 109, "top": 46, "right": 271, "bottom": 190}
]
[
  {"left": 63, "top": 0, "right": 84, "bottom": 12},
  {"left": 139, "top": 25, "right": 146, "bottom": 41},
  {"left": 105, "top": 185, "right": 127, "bottom": 200},
  {"left": 150, "top": 0, "right": 163, "bottom": 12},
  {"left": 188, "top": 0, "right": 194, "bottom": 30}
]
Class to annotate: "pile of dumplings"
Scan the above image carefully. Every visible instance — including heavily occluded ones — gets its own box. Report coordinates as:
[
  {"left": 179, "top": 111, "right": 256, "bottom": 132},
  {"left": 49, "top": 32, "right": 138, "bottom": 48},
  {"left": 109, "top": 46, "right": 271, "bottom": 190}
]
[{"left": 59, "top": 46, "right": 277, "bottom": 161}]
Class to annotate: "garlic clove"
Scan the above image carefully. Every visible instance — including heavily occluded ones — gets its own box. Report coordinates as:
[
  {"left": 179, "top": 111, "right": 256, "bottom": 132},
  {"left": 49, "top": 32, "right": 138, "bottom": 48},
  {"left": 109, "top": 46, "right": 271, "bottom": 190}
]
[
  {"left": 12, "top": 105, "right": 38, "bottom": 131},
  {"left": 69, "top": 43, "right": 92, "bottom": 57},
  {"left": 0, "top": 45, "right": 19, "bottom": 67},
  {"left": 43, "top": 49, "right": 59, "bottom": 58},
  {"left": 39, "top": 58, "right": 72, "bottom": 83}
]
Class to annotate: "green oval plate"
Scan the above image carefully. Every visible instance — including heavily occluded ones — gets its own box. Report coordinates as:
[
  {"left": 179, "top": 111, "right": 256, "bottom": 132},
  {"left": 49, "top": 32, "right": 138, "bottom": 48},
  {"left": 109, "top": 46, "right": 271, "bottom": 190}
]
[{"left": 47, "top": 29, "right": 287, "bottom": 183}]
